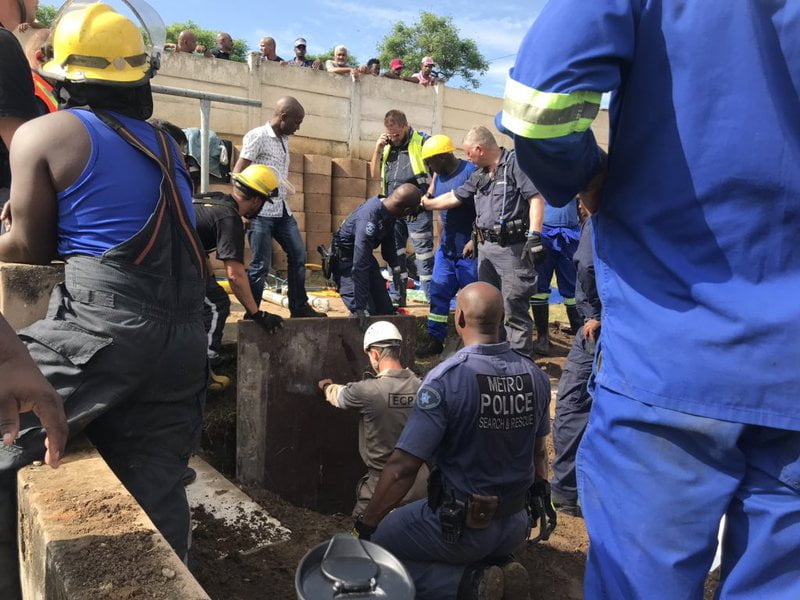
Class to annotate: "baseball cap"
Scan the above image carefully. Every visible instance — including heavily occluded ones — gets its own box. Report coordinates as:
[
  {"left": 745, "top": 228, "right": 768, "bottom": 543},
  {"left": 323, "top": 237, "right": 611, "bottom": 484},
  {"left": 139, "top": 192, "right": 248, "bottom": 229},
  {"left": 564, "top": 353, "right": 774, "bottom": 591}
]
[
  {"left": 421, "top": 56, "right": 434, "bottom": 66},
  {"left": 389, "top": 58, "right": 404, "bottom": 70},
  {"left": 294, "top": 37, "right": 307, "bottom": 47}
]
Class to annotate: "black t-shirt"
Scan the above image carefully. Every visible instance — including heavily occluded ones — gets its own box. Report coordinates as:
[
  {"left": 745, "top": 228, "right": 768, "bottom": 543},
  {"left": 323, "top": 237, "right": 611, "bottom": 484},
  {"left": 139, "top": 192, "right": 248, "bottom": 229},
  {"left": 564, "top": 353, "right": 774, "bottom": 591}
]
[
  {"left": 211, "top": 49, "right": 231, "bottom": 60},
  {"left": 193, "top": 193, "right": 245, "bottom": 263},
  {"left": 0, "top": 27, "right": 39, "bottom": 190}
]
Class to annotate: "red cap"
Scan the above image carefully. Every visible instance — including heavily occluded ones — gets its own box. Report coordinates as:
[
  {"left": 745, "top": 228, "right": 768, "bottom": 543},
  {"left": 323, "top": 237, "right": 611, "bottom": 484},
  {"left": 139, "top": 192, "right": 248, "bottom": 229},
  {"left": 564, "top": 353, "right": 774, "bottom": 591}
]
[
  {"left": 421, "top": 56, "right": 434, "bottom": 66},
  {"left": 389, "top": 58, "right": 404, "bottom": 70}
]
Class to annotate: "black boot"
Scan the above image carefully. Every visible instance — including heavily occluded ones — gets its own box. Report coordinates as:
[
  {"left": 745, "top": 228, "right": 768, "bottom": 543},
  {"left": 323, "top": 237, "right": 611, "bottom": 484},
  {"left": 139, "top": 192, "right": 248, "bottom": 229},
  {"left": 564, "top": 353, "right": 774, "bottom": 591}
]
[
  {"left": 531, "top": 304, "right": 550, "bottom": 355},
  {"left": 565, "top": 303, "right": 582, "bottom": 335},
  {"left": 416, "top": 334, "right": 444, "bottom": 358}
]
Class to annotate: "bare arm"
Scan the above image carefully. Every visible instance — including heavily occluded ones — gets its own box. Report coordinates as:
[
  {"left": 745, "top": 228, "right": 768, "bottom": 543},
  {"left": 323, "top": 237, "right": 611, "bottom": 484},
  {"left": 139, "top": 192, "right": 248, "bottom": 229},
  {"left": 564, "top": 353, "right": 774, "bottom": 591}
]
[
  {"left": 533, "top": 436, "right": 548, "bottom": 480},
  {"left": 0, "top": 113, "right": 89, "bottom": 264},
  {"left": 0, "top": 314, "right": 67, "bottom": 468},
  {"left": 422, "top": 191, "right": 463, "bottom": 211},
  {"left": 233, "top": 156, "right": 252, "bottom": 174},
  {"left": 528, "top": 193, "right": 544, "bottom": 232},
  {"left": 370, "top": 134, "right": 388, "bottom": 179},
  {"left": 362, "top": 448, "right": 424, "bottom": 527},
  {"left": 224, "top": 259, "right": 259, "bottom": 315}
]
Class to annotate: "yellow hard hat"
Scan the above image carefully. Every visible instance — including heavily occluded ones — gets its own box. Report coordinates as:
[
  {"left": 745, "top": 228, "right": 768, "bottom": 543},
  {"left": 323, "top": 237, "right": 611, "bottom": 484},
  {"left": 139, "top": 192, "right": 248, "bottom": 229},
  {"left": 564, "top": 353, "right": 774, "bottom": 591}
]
[
  {"left": 41, "top": 2, "right": 151, "bottom": 85},
  {"left": 421, "top": 134, "right": 456, "bottom": 161},
  {"left": 232, "top": 165, "right": 280, "bottom": 200}
]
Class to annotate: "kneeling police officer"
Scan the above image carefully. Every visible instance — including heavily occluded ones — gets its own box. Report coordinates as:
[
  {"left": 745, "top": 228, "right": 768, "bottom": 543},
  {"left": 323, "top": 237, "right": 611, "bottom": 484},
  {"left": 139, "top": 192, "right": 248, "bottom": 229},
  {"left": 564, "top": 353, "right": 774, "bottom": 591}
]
[{"left": 354, "top": 282, "right": 553, "bottom": 600}]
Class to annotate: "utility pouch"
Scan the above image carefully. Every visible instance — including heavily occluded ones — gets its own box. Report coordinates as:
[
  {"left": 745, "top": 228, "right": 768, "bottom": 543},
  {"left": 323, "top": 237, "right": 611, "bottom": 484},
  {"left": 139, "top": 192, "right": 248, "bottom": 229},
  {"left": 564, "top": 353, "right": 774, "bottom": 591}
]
[
  {"left": 472, "top": 224, "right": 485, "bottom": 245},
  {"left": 440, "top": 498, "right": 466, "bottom": 544},
  {"left": 493, "top": 219, "right": 527, "bottom": 246},
  {"left": 465, "top": 494, "right": 498, "bottom": 530},
  {"left": 427, "top": 466, "right": 444, "bottom": 511}
]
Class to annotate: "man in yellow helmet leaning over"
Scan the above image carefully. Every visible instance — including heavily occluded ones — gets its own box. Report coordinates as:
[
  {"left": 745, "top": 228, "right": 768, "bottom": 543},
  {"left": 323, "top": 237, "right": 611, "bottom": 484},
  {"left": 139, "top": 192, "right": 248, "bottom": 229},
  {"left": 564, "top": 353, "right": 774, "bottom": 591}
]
[{"left": 0, "top": 2, "right": 206, "bottom": 595}]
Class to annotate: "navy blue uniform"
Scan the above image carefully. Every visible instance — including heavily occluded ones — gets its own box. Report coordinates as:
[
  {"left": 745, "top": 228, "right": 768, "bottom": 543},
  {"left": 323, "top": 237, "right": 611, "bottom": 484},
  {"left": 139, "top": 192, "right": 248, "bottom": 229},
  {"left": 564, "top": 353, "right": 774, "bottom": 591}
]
[
  {"left": 427, "top": 160, "right": 477, "bottom": 341},
  {"left": 551, "top": 220, "right": 598, "bottom": 505},
  {"left": 332, "top": 196, "right": 398, "bottom": 314},
  {"left": 503, "top": 1, "right": 800, "bottom": 597},
  {"left": 372, "top": 342, "right": 550, "bottom": 599}
]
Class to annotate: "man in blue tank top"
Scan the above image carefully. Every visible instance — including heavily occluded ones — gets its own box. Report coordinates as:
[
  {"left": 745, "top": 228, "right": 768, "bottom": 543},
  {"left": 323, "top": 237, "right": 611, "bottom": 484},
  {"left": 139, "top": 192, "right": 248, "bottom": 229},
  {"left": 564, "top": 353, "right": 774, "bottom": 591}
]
[
  {"left": 415, "top": 135, "right": 477, "bottom": 358},
  {"left": 0, "top": 4, "right": 206, "bottom": 596},
  {"left": 503, "top": 1, "right": 800, "bottom": 597},
  {"left": 355, "top": 282, "right": 552, "bottom": 600}
]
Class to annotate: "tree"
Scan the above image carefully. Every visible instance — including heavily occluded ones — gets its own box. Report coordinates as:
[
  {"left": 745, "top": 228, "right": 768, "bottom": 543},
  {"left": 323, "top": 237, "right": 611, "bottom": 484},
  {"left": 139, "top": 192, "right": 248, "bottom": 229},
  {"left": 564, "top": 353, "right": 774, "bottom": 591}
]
[
  {"left": 308, "top": 47, "right": 359, "bottom": 68},
  {"left": 377, "top": 12, "right": 488, "bottom": 90},
  {"left": 35, "top": 4, "right": 58, "bottom": 27},
  {"left": 165, "top": 21, "right": 249, "bottom": 62}
]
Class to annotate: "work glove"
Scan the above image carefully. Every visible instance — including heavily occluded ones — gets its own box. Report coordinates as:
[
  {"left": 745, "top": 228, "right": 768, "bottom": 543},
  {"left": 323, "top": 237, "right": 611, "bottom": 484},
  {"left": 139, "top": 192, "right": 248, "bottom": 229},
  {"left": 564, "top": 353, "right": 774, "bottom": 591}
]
[
  {"left": 392, "top": 269, "right": 406, "bottom": 307},
  {"left": 245, "top": 310, "right": 283, "bottom": 333},
  {"left": 521, "top": 232, "right": 547, "bottom": 270},
  {"left": 351, "top": 514, "right": 377, "bottom": 541},
  {"left": 528, "top": 479, "right": 557, "bottom": 544},
  {"left": 353, "top": 309, "right": 369, "bottom": 332}
]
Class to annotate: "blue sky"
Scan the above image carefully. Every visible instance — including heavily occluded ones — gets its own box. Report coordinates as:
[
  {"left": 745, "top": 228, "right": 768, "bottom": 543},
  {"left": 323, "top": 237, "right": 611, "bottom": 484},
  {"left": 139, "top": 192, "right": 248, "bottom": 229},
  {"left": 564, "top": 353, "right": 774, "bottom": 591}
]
[{"left": 144, "top": 0, "right": 548, "bottom": 97}]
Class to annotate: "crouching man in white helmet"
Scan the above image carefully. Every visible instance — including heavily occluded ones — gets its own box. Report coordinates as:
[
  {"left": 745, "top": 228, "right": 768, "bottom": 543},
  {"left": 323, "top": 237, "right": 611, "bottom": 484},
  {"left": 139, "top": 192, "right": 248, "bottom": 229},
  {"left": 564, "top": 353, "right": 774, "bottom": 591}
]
[{"left": 318, "top": 321, "right": 428, "bottom": 516}]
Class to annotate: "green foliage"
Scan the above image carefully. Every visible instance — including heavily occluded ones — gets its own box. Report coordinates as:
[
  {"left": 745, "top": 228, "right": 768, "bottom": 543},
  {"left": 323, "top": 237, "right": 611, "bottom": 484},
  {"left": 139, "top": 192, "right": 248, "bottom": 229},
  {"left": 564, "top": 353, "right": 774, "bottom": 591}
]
[
  {"left": 165, "top": 21, "right": 249, "bottom": 62},
  {"left": 308, "top": 47, "right": 358, "bottom": 68},
  {"left": 377, "top": 12, "right": 488, "bottom": 89},
  {"left": 35, "top": 4, "right": 58, "bottom": 27}
]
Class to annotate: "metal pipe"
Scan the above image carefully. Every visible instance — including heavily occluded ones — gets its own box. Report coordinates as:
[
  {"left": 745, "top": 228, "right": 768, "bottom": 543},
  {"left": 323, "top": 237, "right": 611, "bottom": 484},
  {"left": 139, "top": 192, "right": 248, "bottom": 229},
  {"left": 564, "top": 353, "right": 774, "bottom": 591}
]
[
  {"left": 199, "top": 98, "right": 211, "bottom": 194},
  {"left": 151, "top": 85, "right": 261, "bottom": 107}
]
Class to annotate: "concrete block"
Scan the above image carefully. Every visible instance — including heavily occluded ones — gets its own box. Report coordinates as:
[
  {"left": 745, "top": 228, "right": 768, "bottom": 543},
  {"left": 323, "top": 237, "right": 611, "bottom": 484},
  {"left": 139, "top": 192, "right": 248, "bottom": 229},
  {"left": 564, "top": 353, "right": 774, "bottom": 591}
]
[
  {"left": 332, "top": 177, "right": 366, "bottom": 198},
  {"left": 288, "top": 170, "right": 304, "bottom": 193},
  {"left": 236, "top": 315, "right": 417, "bottom": 512},
  {"left": 332, "top": 195, "right": 364, "bottom": 216},
  {"left": 303, "top": 173, "right": 332, "bottom": 195},
  {"left": 287, "top": 193, "right": 304, "bottom": 212},
  {"left": 293, "top": 211, "right": 306, "bottom": 232},
  {"left": 305, "top": 232, "right": 332, "bottom": 260},
  {"left": 289, "top": 152, "right": 304, "bottom": 173},
  {"left": 367, "top": 177, "right": 382, "bottom": 198},
  {"left": 304, "top": 193, "right": 331, "bottom": 214},
  {"left": 303, "top": 154, "right": 332, "bottom": 176},
  {"left": 332, "top": 158, "right": 367, "bottom": 179},
  {"left": 18, "top": 445, "right": 209, "bottom": 599},
  {"left": 305, "top": 212, "right": 332, "bottom": 233},
  {"left": 331, "top": 214, "right": 349, "bottom": 232},
  {"left": 0, "top": 263, "right": 64, "bottom": 331}
]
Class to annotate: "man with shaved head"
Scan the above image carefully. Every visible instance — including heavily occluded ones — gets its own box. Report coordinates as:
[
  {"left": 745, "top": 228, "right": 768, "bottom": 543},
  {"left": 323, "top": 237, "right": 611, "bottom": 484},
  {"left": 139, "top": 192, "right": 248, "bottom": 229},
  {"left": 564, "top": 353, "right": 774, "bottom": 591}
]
[
  {"left": 233, "top": 96, "right": 325, "bottom": 318},
  {"left": 355, "top": 281, "right": 552, "bottom": 599},
  {"left": 259, "top": 36, "right": 283, "bottom": 63}
]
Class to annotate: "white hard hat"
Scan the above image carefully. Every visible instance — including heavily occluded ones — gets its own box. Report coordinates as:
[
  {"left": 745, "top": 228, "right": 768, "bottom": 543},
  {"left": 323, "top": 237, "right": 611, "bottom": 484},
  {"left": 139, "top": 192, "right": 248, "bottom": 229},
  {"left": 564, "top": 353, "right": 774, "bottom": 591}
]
[{"left": 363, "top": 321, "right": 403, "bottom": 352}]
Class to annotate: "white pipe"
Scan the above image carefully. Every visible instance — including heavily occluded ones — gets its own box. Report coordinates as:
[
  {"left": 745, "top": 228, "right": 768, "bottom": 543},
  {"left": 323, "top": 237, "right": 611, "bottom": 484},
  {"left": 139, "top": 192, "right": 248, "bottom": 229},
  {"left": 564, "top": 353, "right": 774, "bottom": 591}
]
[{"left": 262, "top": 290, "right": 329, "bottom": 313}]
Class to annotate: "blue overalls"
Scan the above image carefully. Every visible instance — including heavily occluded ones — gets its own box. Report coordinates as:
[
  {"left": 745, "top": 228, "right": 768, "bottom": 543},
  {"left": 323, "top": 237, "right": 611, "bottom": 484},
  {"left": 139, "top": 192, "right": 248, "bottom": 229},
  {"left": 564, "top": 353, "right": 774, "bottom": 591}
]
[
  {"left": 372, "top": 343, "right": 551, "bottom": 599},
  {"left": 0, "top": 110, "right": 207, "bottom": 597},
  {"left": 550, "top": 220, "right": 598, "bottom": 506},
  {"left": 332, "top": 196, "right": 398, "bottom": 315},
  {"left": 427, "top": 160, "right": 477, "bottom": 342},
  {"left": 530, "top": 200, "right": 579, "bottom": 308},
  {"left": 503, "top": 1, "right": 800, "bottom": 597}
]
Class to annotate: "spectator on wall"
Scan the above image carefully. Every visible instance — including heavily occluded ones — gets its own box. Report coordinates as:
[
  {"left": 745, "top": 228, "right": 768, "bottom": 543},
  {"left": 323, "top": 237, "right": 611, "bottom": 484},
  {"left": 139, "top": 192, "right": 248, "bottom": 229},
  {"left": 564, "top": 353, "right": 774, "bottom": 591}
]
[
  {"left": 212, "top": 32, "right": 233, "bottom": 60},
  {"left": 325, "top": 45, "right": 359, "bottom": 78},
  {"left": 411, "top": 56, "right": 439, "bottom": 87},
  {"left": 359, "top": 58, "right": 381, "bottom": 76},
  {"left": 382, "top": 58, "right": 417, "bottom": 83},
  {"left": 259, "top": 37, "right": 283, "bottom": 62},
  {"left": 285, "top": 38, "right": 320, "bottom": 69},
  {"left": 165, "top": 30, "right": 210, "bottom": 57}
]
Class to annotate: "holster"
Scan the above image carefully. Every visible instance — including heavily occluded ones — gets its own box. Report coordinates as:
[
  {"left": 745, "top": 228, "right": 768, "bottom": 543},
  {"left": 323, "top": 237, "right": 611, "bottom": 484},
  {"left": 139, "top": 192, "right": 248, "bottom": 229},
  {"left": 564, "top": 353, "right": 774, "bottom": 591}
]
[
  {"left": 317, "top": 244, "right": 338, "bottom": 283},
  {"left": 492, "top": 219, "right": 527, "bottom": 247},
  {"left": 439, "top": 494, "right": 466, "bottom": 544}
]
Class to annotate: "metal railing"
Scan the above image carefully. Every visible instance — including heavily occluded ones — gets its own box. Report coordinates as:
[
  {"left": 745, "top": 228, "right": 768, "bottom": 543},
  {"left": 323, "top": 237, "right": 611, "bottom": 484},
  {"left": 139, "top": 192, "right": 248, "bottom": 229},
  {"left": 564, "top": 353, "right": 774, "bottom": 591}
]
[{"left": 151, "top": 85, "right": 261, "bottom": 193}]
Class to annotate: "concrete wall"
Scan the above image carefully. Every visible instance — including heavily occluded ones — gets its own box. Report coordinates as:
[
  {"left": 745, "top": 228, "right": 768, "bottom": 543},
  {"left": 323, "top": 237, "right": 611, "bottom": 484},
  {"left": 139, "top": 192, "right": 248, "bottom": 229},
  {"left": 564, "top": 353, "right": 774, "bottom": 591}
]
[{"left": 152, "top": 53, "right": 610, "bottom": 159}]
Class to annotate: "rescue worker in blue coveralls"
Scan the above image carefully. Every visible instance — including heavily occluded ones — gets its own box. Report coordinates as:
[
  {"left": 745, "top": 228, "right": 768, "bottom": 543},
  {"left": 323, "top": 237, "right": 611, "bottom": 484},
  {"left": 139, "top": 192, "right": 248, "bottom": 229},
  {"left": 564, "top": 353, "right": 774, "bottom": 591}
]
[
  {"left": 502, "top": 1, "right": 800, "bottom": 598},
  {"left": 530, "top": 199, "right": 582, "bottom": 355},
  {"left": 425, "top": 126, "right": 546, "bottom": 356},
  {"left": 331, "top": 183, "right": 422, "bottom": 329},
  {"left": 415, "top": 134, "right": 477, "bottom": 358},
  {"left": 369, "top": 109, "right": 431, "bottom": 303},
  {"left": 550, "top": 201, "right": 599, "bottom": 518},
  {"left": 354, "top": 282, "right": 553, "bottom": 600},
  {"left": 0, "top": 4, "right": 207, "bottom": 596}
]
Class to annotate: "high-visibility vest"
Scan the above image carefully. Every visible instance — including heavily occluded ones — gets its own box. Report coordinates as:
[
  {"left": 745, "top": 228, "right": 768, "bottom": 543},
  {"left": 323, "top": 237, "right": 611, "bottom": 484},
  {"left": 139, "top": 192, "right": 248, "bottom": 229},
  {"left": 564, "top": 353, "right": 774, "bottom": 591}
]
[
  {"left": 380, "top": 129, "right": 428, "bottom": 196},
  {"left": 31, "top": 71, "right": 57, "bottom": 113}
]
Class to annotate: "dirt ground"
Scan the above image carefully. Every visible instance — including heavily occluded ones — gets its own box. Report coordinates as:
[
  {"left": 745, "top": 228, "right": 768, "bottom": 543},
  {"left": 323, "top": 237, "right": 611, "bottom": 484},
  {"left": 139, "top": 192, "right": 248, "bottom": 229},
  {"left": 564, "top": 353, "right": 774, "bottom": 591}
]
[{"left": 193, "top": 311, "right": 719, "bottom": 599}]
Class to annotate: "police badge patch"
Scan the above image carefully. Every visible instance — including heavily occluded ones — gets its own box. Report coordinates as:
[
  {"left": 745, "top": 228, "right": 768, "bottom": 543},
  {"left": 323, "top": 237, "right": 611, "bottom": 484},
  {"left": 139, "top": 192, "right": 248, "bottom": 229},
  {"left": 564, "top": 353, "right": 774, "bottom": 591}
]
[
  {"left": 365, "top": 221, "right": 376, "bottom": 236},
  {"left": 416, "top": 386, "right": 442, "bottom": 410}
]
